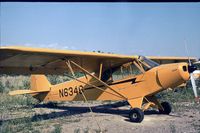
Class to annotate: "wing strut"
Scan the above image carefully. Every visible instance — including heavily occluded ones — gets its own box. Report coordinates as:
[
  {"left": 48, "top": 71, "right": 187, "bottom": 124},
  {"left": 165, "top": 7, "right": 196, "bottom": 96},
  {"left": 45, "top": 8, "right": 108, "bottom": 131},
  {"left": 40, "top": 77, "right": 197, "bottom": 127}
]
[
  {"left": 133, "top": 59, "right": 145, "bottom": 73},
  {"left": 64, "top": 61, "right": 102, "bottom": 132},
  {"left": 65, "top": 60, "right": 75, "bottom": 77},
  {"left": 65, "top": 74, "right": 125, "bottom": 99},
  {"left": 98, "top": 62, "right": 103, "bottom": 79},
  {"left": 70, "top": 60, "right": 128, "bottom": 100},
  {"left": 80, "top": 87, "right": 102, "bottom": 131},
  {"left": 63, "top": 60, "right": 125, "bottom": 99}
]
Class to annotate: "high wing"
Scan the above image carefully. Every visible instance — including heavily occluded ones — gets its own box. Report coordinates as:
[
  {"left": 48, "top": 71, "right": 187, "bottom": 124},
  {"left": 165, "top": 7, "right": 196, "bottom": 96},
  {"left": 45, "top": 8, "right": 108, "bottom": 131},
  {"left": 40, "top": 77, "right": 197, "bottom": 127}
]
[
  {"left": 1, "top": 46, "right": 198, "bottom": 75},
  {"left": 147, "top": 56, "right": 198, "bottom": 64},
  {"left": 0, "top": 46, "right": 137, "bottom": 75}
]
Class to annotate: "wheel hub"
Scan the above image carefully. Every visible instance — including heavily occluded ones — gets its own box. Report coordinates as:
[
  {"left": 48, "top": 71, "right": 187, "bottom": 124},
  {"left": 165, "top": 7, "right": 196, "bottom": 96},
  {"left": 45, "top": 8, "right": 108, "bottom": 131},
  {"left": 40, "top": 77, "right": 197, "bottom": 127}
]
[{"left": 132, "top": 113, "right": 137, "bottom": 119}]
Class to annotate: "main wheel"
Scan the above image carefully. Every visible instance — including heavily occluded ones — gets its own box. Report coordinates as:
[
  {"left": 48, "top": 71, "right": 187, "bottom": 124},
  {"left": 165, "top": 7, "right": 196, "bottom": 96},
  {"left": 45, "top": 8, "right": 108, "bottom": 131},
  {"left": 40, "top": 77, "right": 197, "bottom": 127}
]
[
  {"left": 129, "top": 108, "right": 144, "bottom": 123},
  {"left": 159, "top": 101, "right": 172, "bottom": 114}
]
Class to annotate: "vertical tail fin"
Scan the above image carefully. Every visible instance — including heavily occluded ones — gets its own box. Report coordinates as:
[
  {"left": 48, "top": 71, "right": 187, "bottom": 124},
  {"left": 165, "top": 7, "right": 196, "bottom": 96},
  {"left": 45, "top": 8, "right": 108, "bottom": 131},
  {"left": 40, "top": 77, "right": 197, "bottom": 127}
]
[
  {"left": 31, "top": 74, "right": 51, "bottom": 91},
  {"left": 9, "top": 74, "right": 51, "bottom": 96}
]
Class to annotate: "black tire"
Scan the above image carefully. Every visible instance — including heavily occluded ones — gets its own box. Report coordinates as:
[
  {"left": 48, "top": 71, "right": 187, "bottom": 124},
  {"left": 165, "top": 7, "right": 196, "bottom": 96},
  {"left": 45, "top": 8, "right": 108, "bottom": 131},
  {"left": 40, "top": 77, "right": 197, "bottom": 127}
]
[
  {"left": 159, "top": 101, "right": 172, "bottom": 115},
  {"left": 129, "top": 108, "right": 144, "bottom": 123}
]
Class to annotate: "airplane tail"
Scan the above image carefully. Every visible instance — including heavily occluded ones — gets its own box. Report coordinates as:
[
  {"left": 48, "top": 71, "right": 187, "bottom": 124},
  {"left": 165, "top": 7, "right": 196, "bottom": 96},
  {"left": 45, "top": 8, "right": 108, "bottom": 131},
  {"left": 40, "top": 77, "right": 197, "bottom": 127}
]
[
  {"left": 9, "top": 75, "right": 51, "bottom": 96},
  {"left": 30, "top": 75, "right": 51, "bottom": 91}
]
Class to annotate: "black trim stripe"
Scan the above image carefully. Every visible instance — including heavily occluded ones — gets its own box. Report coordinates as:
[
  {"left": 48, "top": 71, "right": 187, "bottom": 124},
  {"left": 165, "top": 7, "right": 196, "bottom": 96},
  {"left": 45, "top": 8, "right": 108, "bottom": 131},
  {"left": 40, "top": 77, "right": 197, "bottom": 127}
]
[{"left": 84, "top": 77, "right": 141, "bottom": 91}]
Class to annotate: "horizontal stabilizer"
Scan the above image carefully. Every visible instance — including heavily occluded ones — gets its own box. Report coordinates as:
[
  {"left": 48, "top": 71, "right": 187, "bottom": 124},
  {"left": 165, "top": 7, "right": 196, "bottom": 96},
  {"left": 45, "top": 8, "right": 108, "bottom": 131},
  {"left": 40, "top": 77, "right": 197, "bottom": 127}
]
[{"left": 9, "top": 89, "right": 49, "bottom": 96}]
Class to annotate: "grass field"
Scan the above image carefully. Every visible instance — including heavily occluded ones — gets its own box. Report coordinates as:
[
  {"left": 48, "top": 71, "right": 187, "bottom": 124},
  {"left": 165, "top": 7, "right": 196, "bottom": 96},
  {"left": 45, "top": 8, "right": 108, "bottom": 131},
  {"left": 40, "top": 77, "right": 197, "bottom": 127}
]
[{"left": 0, "top": 75, "right": 199, "bottom": 133}]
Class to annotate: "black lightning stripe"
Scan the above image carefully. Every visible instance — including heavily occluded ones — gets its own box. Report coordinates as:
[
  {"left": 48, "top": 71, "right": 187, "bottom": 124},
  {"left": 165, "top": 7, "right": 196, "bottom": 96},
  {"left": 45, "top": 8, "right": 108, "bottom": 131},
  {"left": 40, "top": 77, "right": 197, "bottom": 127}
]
[{"left": 84, "top": 77, "right": 141, "bottom": 91}]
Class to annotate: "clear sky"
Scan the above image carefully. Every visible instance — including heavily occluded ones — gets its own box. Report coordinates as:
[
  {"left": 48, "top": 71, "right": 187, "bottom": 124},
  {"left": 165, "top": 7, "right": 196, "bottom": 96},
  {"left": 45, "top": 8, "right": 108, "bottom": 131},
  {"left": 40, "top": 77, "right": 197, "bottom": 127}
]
[{"left": 1, "top": 3, "right": 200, "bottom": 57}]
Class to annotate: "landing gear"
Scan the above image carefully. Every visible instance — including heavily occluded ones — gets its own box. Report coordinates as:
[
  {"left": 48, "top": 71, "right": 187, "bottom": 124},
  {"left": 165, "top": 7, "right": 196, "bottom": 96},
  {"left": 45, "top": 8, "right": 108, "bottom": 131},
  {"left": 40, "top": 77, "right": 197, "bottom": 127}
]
[
  {"left": 159, "top": 101, "right": 172, "bottom": 114},
  {"left": 129, "top": 108, "right": 144, "bottom": 123}
]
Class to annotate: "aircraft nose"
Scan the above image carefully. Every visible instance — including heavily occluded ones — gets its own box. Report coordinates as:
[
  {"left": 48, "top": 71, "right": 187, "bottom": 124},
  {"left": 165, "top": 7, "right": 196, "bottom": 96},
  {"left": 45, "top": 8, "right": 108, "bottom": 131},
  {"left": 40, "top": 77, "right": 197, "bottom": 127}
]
[{"left": 157, "top": 63, "right": 190, "bottom": 89}]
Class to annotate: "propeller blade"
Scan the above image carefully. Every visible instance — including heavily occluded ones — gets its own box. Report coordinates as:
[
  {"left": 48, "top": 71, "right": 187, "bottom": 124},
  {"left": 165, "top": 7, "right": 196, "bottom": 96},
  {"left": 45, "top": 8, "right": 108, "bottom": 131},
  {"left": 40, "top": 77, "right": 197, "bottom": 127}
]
[
  {"left": 184, "top": 39, "right": 192, "bottom": 66},
  {"left": 184, "top": 39, "right": 199, "bottom": 102},
  {"left": 190, "top": 73, "right": 199, "bottom": 102}
]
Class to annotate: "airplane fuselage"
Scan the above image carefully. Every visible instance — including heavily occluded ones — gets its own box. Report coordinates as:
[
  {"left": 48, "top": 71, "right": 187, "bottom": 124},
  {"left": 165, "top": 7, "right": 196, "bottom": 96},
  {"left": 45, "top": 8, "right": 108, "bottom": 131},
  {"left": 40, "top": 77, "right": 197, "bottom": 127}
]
[{"left": 34, "top": 62, "right": 189, "bottom": 106}]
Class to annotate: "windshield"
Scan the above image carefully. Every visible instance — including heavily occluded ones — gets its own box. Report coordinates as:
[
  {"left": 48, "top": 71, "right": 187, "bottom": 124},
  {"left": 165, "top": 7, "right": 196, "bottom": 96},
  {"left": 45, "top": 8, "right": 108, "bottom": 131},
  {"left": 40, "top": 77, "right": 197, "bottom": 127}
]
[
  {"left": 138, "top": 56, "right": 159, "bottom": 71},
  {"left": 101, "top": 56, "right": 159, "bottom": 82}
]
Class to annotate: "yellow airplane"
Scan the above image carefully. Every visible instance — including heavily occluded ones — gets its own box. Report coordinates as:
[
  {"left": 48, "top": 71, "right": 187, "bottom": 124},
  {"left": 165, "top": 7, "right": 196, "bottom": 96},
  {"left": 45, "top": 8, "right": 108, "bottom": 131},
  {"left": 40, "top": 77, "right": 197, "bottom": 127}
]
[{"left": 0, "top": 46, "right": 199, "bottom": 123}]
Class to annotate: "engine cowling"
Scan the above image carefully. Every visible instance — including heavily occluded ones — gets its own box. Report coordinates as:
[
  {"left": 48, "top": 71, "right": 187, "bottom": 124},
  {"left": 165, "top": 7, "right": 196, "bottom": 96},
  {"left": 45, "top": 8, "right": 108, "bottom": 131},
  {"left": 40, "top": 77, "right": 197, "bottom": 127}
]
[{"left": 157, "top": 63, "right": 190, "bottom": 89}]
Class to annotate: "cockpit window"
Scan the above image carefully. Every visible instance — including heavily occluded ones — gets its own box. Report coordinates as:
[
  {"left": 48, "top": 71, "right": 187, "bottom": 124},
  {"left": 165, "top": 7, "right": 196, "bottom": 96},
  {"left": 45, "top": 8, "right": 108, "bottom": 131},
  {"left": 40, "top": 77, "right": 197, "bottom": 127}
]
[
  {"left": 111, "top": 62, "right": 142, "bottom": 81},
  {"left": 101, "top": 56, "right": 159, "bottom": 82}
]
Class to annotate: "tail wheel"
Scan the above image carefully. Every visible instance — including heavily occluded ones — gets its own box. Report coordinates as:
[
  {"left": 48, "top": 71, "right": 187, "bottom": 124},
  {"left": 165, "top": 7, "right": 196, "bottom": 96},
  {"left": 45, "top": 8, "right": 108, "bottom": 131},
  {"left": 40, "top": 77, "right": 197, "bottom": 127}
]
[
  {"left": 129, "top": 108, "right": 144, "bottom": 123},
  {"left": 159, "top": 101, "right": 172, "bottom": 114}
]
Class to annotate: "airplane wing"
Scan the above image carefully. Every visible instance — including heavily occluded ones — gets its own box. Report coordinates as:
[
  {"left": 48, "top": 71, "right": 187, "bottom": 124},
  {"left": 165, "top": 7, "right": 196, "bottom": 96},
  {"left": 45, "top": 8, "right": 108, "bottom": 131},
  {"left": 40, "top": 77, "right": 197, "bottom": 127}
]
[
  {"left": 0, "top": 46, "right": 137, "bottom": 75},
  {"left": 1, "top": 46, "right": 198, "bottom": 75},
  {"left": 147, "top": 56, "right": 198, "bottom": 64}
]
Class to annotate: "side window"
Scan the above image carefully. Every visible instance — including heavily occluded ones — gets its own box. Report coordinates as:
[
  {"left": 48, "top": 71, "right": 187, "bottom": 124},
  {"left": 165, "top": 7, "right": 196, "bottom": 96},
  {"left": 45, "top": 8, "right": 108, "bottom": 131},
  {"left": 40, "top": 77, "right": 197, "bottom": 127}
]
[
  {"left": 131, "top": 63, "right": 143, "bottom": 75},
  {"left": 112, "top": 62, "right": 142, "bottom": 81},
  {"left": 112, "top": 67, "right": 123, "bottom": 81},
  {"left": 122, "top": 65, "right": 132, "bottom": 77}
]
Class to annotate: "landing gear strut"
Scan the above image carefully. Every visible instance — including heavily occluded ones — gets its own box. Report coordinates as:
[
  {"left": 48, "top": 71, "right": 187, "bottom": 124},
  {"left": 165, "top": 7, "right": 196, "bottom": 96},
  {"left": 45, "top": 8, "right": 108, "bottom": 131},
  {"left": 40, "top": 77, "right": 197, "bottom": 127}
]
[{"left": 129, "top": 108, "right": 144, "bottom": 123}]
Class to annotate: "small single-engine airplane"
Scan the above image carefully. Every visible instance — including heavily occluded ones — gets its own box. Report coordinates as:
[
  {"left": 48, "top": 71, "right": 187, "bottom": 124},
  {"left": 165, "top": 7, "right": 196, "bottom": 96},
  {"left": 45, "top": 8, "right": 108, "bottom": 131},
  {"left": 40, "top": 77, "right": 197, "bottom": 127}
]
[{"left": 0, "top": 46, "right": 199, "bottom": 123}]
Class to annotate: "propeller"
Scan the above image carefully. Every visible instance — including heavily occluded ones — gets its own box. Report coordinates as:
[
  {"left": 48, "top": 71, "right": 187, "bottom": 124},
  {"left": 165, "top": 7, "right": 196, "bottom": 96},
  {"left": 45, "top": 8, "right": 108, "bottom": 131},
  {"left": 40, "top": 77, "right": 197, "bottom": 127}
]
[
  {"left": 185, "top": 40, "right": 199, "bottom": 102},
  {"left": 189, "top": 68, "right": 198, "bottom": 101}
]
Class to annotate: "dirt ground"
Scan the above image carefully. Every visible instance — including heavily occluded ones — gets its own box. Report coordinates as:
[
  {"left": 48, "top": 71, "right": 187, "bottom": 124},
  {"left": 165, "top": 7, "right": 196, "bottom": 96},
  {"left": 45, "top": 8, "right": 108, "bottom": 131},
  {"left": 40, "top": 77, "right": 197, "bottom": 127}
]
[
  {"left": 1, "top": 101, "right": 199, "bottom": 133},
  {"left": 1, "top": 102, "right": 200, "bottom": 133},
  {"left": 51, "top": 102, "right": 200, "bottom": 133}
]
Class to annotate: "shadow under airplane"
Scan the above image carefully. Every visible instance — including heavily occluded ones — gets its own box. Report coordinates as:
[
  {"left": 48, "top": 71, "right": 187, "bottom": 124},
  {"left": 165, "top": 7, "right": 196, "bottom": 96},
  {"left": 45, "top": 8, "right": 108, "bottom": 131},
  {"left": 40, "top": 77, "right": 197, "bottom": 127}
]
[{"left": 0, "top": 101, "right": 179, "bottom": 125}]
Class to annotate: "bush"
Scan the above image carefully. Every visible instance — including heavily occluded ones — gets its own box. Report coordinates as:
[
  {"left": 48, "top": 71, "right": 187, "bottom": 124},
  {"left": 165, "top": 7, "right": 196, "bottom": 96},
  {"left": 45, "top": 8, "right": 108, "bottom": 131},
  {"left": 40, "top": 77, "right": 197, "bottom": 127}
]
[
  {"left": 22, "top": 80, "right": 30, "bottom": 89},
  {"left": 0, "top": 82, "right": 4, "bottom": 93},
  {"left": 0, "top": 94, "right": 38, "bottom": 109},
  {"left": 157, "top": 87, "right": 195, "bottom": 103}
]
